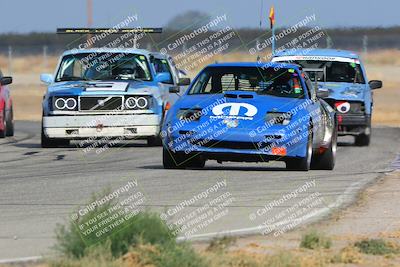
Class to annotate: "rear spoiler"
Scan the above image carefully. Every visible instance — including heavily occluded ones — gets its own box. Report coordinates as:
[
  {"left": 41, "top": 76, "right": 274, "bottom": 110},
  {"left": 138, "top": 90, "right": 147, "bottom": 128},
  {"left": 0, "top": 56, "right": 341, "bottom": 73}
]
[{"left": 56, "top": 28, "right": 162, "bottom": 34}]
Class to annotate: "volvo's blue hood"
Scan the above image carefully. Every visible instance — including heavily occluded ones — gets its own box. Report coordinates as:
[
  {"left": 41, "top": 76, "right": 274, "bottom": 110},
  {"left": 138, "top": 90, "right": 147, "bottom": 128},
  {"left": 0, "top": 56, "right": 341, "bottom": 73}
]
[
  {"left": 319, "top": 82, "right": 367, "bottom": 101},
  {"left": 47, "top": 80, "right": 161, "bottom": 96}
]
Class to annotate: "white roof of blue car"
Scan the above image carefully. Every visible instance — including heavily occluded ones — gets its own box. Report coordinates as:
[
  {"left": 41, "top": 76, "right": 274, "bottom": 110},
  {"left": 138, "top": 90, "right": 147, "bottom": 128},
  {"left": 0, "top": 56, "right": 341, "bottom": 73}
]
[
  {"left": 273, "top": 49, "right": 360, "bottom": 59},
  {"left": 62, "top": 48, "right": 153, "bottom": 57}
]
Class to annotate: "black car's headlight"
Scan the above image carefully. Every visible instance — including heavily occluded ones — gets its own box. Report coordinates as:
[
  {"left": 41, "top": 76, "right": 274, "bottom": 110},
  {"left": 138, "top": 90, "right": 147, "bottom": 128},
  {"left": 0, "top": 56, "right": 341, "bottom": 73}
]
[
  {"left": 265, "top": 112, "right": 291, "bottom": 125},
  {"left": 52, "top": 96, "right": 78, "bottom": 111},
  {"left": 177, "top": 109, "right": 202, "bottom": 121},
  {"left": 125, "top": 96, "right": 151, "bottom": 110}
]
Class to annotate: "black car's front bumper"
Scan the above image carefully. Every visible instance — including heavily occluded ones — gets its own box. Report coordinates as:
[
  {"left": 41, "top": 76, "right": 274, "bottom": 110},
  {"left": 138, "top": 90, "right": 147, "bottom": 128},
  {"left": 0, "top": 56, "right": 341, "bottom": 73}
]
[{"left": 337, "top": 114, "right": 370, "bottom": 136}]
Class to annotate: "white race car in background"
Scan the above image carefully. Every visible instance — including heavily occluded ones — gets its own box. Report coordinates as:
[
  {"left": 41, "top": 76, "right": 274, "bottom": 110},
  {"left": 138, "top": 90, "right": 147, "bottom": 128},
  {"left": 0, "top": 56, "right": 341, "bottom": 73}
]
[{"left": 40, "top": 48, "right": 190, "bottom": 147}]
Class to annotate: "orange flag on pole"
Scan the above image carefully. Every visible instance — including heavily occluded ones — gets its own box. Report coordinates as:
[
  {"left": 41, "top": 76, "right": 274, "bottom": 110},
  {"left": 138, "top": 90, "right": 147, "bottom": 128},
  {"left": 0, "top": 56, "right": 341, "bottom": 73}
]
[{"left": 269, "top": 6, "right": 275, "bottom": 29}]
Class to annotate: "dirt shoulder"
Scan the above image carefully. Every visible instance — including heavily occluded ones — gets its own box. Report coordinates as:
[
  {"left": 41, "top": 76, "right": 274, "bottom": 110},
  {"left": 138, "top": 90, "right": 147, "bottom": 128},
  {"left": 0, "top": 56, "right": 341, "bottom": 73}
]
[
  {"left": 205, "top": 171, "right": 400, "bottom": 266},
  {"left": 321, "top": 171, "right": 400, "bottom": 239}
]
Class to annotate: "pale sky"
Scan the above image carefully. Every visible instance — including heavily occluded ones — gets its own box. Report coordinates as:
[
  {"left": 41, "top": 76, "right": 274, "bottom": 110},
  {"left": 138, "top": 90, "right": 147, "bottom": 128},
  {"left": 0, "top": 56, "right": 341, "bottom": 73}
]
[{"left": 1, "top": 0, "right": 399, "bottom": 33}]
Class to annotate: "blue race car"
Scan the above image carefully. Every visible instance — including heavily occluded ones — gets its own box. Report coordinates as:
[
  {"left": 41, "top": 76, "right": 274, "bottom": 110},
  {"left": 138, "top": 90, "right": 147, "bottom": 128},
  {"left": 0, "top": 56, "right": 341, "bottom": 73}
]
[
  {"left": 272, "top": 49, "right": 382, "bottom": 146},
  {"left": 161, "top": 62, "right": 337, "bottom": 171}
]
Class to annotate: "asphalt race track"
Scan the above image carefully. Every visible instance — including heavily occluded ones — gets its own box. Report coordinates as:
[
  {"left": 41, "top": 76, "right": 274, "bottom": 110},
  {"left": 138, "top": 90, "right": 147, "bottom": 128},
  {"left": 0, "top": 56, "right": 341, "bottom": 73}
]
[{"left": 0, "top": 121, "right": 399, "bottom": 259}]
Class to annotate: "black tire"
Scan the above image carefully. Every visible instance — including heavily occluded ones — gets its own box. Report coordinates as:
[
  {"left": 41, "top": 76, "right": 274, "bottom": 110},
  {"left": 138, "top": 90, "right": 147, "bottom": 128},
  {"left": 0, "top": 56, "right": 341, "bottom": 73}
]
[
  {"left": 163, "top": 147, "right": 206, "bottom": 169},
  {"left": 6, "top": 107, "right": 14, "bottom": 136},
  {"left": 355, "top": 118, "right": 371, "bottom": 146},
  {"left": 0, "top": 111, "right": 6, "bottom": 138},
  {"left": 311, "top": 125, "right": 337, "bottom": 170},
  {"left": 41, "top": 125, "right": 69, "bottom": 148},
  {"left": 162, "top": 147, "right": 186, "bottom": 169},
  {"left": 147, "top": 135, "right": 163, "bottom": 146},
  {"left": 355, "top": 133, "right": 370, "bottom": 146},
  {"left": 186, "top": 155, "right": 206, "bottom": 169},
  {"left": 286, "top": 126, "right": 312, "bottom": 171}
]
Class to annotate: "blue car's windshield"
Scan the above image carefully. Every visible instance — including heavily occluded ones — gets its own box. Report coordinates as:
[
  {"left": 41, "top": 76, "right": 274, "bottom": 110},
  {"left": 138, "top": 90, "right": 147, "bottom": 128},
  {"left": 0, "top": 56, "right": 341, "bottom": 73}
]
[
  {"left": 188, "top": 66, "right": 305, "bottom": 99},
  {"left": 55, "top": 53, "right": 152, "bottom": 82},
  {"left": 290, "top": 60, "right": 365, "bottom": 84}
]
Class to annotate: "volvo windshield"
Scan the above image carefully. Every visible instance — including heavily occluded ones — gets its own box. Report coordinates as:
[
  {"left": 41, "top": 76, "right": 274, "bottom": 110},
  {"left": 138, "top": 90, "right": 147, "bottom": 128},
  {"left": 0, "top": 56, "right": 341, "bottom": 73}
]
[{"left": 55, "top": 53, "right": 152, "bottom": 82}]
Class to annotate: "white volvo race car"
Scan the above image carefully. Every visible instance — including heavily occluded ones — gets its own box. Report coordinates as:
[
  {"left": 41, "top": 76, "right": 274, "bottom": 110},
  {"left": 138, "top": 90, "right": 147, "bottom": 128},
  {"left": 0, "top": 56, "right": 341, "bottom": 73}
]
[{"left": 40, "top": 48, "right": 189, "bottom": 147}]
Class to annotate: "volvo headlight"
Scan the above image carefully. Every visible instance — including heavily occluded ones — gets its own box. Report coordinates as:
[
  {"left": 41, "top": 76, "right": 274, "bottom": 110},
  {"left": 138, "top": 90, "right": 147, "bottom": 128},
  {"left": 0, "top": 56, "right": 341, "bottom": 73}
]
[
  {"left": 265, "top": 112, "right": 291, "bottom": 125},
  {"left": 53, "top": 97, "right": 78, "bottom": 111},
  {"left": 125, "top": 96, "right": 151, "bottom": 110}
]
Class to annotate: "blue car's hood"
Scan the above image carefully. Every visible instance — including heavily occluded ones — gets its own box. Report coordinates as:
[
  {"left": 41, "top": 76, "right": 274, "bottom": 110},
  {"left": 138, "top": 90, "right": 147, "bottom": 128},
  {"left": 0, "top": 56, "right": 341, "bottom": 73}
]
[
  {"left": 174, "top": 92, "right": 308, "bottom": 120},
  {"left": 47, "top": 80, "right": 161, "bottom": 96},
  {"left": 319, "top": 82, "right": 367, "bottom": 101}
]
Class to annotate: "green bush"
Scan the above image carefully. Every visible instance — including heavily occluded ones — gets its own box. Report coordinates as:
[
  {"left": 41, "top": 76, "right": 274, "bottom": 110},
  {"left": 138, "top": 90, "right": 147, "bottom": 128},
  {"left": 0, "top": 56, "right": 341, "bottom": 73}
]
[
  {"left": 54, "top": 190, "right": 176, "bottom": 258},
  {"left": 300, "top": 230, "right": 332, "bottom": 250},
  {"left": 50, "top": 241, "right": 206, "bottom": 267},
  {"left": 52, "top": 189, "right": 207, "bottom": 267},
  {"left": 354, "top": 239, "right": 399, "bottom": 255}
]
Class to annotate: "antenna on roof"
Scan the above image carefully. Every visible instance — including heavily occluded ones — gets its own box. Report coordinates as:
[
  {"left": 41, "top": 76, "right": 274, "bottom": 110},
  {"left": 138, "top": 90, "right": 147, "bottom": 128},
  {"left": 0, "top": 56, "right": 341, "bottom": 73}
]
[
  {"left": 56, "top": 28, "right": 163, "bottom": 34},
  {"left": 56, "top": 28, "right": 163, "bottom": 49}
]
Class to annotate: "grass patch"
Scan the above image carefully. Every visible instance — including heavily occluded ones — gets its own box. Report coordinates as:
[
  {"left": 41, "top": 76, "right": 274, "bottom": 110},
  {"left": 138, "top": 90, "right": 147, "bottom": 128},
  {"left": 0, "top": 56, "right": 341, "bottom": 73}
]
[
  {"left": 354, "top": 239, "right": 399, "bottom": 255},
  {"left": 300, "top": 230, "right": 332, "bottom": 250},
  {"left": 331, "top": 245, "right": 363, "bottom": 264},
  {"left": 52, "top": 189, "right": 206, "bottom": 267},
  {"left": 206, "top": 236, "right": 236, "bottom": 253}
]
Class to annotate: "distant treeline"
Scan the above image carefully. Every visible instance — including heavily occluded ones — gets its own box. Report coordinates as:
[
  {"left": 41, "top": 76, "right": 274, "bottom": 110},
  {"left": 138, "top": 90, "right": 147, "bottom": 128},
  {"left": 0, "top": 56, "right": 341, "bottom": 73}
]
[{"left": 0, "top": 27, "right": 398, "bottom": 56}]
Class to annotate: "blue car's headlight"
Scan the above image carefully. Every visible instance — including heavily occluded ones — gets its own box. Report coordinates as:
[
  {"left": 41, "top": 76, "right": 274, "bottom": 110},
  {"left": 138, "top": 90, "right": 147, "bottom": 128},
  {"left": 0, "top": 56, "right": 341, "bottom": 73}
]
[
  {"left": 265, "top": 112, "right": 291, "bottom": 125},
  {"left": 177, "top": 109, "right": 202, "bottom": 121}
]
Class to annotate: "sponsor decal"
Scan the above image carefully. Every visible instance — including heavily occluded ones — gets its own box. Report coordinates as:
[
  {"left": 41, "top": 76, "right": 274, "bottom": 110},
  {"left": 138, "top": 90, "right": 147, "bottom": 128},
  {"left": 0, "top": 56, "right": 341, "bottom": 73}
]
[
  {"left": 335, "top": 101, "right": 351, "bottom": 113},
  {"left": 211, "top": 103, "right": 258, "bottom": 120},
  {"left": 223, "top": 119, "right": 239, "bottom": 128},
  {"left": 340, "top": 86, "right": 362, "bottom": 97},
  {"left": 272, "top": 55, "right": 360, "bottom": 64}
]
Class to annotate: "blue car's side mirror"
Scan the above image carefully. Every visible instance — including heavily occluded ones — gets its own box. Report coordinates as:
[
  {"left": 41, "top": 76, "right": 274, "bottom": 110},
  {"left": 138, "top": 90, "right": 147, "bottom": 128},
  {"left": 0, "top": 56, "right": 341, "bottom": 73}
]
[
  {"left": 40, "top": 73, "right": 54, "bottom": 84},
  {"left": 155, "top": 72, "right": 173, "bottom": 84}
]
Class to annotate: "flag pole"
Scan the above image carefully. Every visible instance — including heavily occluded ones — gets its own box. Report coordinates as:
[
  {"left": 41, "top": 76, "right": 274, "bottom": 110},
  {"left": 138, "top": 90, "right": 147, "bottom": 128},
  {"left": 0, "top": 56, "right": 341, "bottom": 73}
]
[
  {"left": 269, "top": 5, "right": 275, "bottom": 56},
  {"left": 271, "top": 23, "right": 275, "bottom": 56}
]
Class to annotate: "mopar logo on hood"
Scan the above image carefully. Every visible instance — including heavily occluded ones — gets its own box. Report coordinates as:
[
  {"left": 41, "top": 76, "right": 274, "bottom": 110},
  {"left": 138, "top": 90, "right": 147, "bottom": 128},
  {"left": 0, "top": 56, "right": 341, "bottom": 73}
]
[{"left": 211, "top": 103, "right": 258, "bottom": 120}]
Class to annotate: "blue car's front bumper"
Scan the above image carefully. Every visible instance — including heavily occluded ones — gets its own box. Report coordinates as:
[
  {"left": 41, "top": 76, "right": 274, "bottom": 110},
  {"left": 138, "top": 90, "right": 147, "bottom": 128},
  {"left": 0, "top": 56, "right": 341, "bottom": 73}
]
[{"left": 163, "top": 120, "right": 309, "bottom": 162}]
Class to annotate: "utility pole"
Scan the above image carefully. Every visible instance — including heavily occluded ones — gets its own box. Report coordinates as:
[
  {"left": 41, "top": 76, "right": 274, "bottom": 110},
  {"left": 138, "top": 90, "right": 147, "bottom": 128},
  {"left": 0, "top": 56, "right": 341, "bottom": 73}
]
[
  {"left": 87, "top": 0, "right": 93, "bottom": 46},
  {"left": 8, "top": 46, "right": 12, "bottom": 75},
  {"left": 363, "top": 35, "right": 368, "bottom": 55},
  {"left": 43, "top": 45, "right": 48, "bottom": 70}
]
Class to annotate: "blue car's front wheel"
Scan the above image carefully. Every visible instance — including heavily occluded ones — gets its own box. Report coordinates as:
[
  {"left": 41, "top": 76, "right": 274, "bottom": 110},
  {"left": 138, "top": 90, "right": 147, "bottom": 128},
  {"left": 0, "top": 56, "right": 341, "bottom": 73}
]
[
  {"left": 285, "top": 127, "right": 312, "bottom": 171},
  {"left": 163, "top": 147, "right": 205, "bottom": 169}
]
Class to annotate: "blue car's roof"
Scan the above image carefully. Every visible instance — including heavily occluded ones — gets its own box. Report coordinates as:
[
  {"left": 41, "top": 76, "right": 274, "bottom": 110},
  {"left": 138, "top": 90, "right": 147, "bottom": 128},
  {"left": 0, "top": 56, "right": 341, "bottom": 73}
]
[
  {"left": 62, "top": 48, "right": 153, "bottom": 57},
  {"left": 274, "top": 49, "right": 359, "bottom": 59},
  {"left": 206, "top": 61, "right": 301, "bottom": 70}
]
